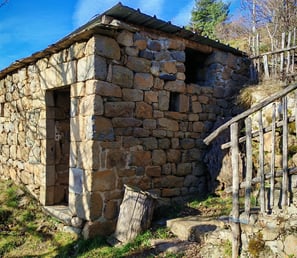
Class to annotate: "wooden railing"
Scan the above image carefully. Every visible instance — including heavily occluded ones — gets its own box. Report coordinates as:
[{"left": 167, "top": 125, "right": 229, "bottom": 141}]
[
  {"left": 251, "top": 30, "right": 297, "bottom": 82},
  {"left": 204, "top": 83, "right": 297, "bottom": 257}
]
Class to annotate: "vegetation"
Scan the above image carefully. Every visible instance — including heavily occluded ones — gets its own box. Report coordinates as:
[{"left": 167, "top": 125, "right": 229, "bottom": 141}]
[
  {"left": 248, "top": 232, "right": 265, "bottom": 258},
  {"left": 189, "top": 0, "right": 230, "bottom": 39},
  {"left": 1, "top": 179, "right": 229, "bottom": 257}
]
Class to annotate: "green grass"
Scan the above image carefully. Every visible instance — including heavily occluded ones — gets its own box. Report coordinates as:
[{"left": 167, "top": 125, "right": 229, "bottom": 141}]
[
  {"left": 0, "top": 179, "right": 242, "bottom": 257},
  {"left": 187, "top": 194, "right": 233, "bottom": 216},
  {"left": 0, "top": 179, "right": 179, "bottom": 257}
]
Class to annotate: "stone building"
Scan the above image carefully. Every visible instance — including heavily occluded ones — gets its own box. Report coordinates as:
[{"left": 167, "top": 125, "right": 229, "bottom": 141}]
[{"left": 0, "top": 4, "right": 250, "bottom": 237}]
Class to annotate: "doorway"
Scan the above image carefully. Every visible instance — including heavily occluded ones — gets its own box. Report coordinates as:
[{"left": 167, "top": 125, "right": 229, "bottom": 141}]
[{"left": 45, "top": 87, "right": 70, "bottom": 205}]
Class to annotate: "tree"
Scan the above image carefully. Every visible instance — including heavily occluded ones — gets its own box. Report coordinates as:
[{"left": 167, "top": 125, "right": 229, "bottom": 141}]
[
  {"left": 190, "top": 0, "right": 230, "bottom": 39},
  {"left": 241, "top": 0, "right": 297, "bottom": 50}
]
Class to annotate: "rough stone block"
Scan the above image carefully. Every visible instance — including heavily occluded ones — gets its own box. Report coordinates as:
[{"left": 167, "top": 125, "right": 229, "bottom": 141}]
[
  {"left": 112, "top": 117, "right": 142, "bottom": 128},
  {"left": 130, "top": 151, "right": 151, "bottom": 166},
  {"left": 135, "top": 102, "right": 152, "bottom": 119},
  {"left": 160, "top": 61, "right": 177, "bottom": 74},
  {"left": 80, "top": 94, "right": 104, "bottom": 116},
  {"left": 126, "top": 56, "right": 151, "bottom": 73},
  {"left": 87, "top": 80, "right": 122, "bottom": 97},
  {"left": 141, "top": 137, "right": 158, "bottom": 150},
  {"left": 105, "top": 102, "right": 135, "bottom": 117},
  {"left": 122, "top": 88, "right": 143, "bottom": 101},
  {"left": 152, "top": 150, "right": 167, "bottom": 166},
  {"left": 133, "top": 128, "right": 150, "bottom": 137},
  {"left": 76, "top": 191, "right": 103, "bottom": 221},
  {"left": 93, "top": 35, "right": 120, "bottom": 60},
  {"left": 193, "top": 122, "right": 204, "bottom": 132},
  {"left": 146, "top": 166, "right": 161, "bottom": 177},
  {"left": 162, "top": 188, "right": 180, "bottom": 197},
  {"left": 69, "top": 41, "right": 86, "bottom": 60},
  {"left": 111, "top": 65, "right": 133, "bottom": 88},
  {"left": 143, "top": 119, "right": 157, "bottom": 129},
  {"left": 134, "top": 73, "right": 154, "bottom": 90},
  {"left": 158, "top": 91, "right": 169, "bottom": 111},
  {"left": 164, "top": 80, "right": 185, "bottom": 93},
  {"left": 117, "top": 30, "right": 134, "bottom": 46},
  {"left": 91, "top": 116, "right": 114, "bottom": 141},
  {"left": 69, "top": 167, "right": 84, "bottom": 194},
  {"left": 167, "top": 149, "right": 181, "bottom": 163},
  {"left": 170, "top": 51, "right": 186, "bottom": 62},
  {"left": 107, "top": 150, "right": 127, "bottom": 168},
  {"left": 71, "top": 82, "right": 85, "bottom": 97},
  {"left": 175, "top": 163, "right": 192, "bottom": 176},
  {"left": 104, "top": 200, "right": 118, "bottom": 220},
  {"left": 158, "top": 118, "right": 179, "bottom": 131},
  {"left": 77, "top": 55, "right": 107, "bottom": 82},
  {"left": 83, "top": 220, "right": 116, "bottom": 239},
  {"left": 92, "top": 170, "right": 116, "bottom": 191}
]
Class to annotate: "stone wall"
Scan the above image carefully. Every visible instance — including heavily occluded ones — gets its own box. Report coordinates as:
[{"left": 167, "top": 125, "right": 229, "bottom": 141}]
[{"left": 0, "top": 24, "right": 250, "bottom": 237}]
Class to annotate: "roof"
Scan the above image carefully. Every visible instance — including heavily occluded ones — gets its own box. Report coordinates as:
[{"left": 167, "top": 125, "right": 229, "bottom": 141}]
[{"left": 0, "top": 3, "right": 246, "bottom": 79}]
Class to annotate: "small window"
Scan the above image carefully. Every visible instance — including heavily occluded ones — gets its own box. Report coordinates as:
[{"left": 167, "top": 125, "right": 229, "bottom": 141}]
[
  {"left": 169, "top": 92, "right": 180, "bottom": 111},
  {"left": 185, "top": 47, "right": 209, "bottom": 85},
  {"left": 0, "top": 103, "right": 4, "bottom": 117}
]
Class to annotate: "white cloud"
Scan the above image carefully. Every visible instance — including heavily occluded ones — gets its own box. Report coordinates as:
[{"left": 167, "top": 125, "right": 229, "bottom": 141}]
[{"left": 171, "top": 0, "right": 194, "bottom": 26}]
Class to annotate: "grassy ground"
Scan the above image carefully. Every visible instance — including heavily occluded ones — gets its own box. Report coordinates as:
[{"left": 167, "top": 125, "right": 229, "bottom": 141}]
[{"left": 0, "top": 179, "right": 233, "bottom": 257}]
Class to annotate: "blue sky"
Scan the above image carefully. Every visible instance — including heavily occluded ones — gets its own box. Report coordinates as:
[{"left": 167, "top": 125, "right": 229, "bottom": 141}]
[{"left": 0, "top": 0, "right": 240, "bottom": 70}]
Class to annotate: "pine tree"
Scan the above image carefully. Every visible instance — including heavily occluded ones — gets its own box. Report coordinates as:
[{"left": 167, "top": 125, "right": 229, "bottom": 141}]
[{"left": 190, "top": 0, "right": 230, "bottom": 39}]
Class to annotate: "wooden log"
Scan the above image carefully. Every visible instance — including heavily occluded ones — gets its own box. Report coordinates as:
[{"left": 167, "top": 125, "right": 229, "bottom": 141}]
[
  {"left": 282, "top": 97, "right": 289, "bottom": 208},
  {"left": 245, "top": 117, "right": 253, "bottom": 217},
  {"left": 258, "top": 110, "right": 266, "bottom": 213},
  {"left": 270, "top": 104, "right": 276, "bottom": 209},
  {"left": 113, "top": 185, "right": 156, "bottom": 244},
  {"left": 230, "top": 123, "right": 241, "bottom": 258}
]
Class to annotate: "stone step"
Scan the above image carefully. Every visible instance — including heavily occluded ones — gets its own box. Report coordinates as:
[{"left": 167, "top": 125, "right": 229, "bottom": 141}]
[
  {"left": 43, "top": 205, "right": 73, "bottom": 225},
  {"left": 167, "top": 216, "right": 228, "bottom": 242}
]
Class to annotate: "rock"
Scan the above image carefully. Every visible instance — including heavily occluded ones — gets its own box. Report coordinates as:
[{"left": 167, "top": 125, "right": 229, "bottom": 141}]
[
  {"left": 284, "top": 234, "right": 297, "bottom": 256},
  {"left": 167, "top": 216, "right": 225, "bottom": 242},
  {"left": 63, "top": 225, "right": 81, "bottom": 235},
  {"left": 71, "top": 216, "right": 83, "bottom": 228}
]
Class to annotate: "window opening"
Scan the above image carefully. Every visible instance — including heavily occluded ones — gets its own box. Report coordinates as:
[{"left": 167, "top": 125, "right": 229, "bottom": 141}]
[
  {"left": 185, "top": 47, "right": 210, "bottom": 85},
  {"left": 169, "top": 92, "right": 180, "bottom": 112}
]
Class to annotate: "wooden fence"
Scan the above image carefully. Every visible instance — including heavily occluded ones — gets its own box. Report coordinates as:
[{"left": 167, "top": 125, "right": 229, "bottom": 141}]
[
  {"left": 204, "top": 83, "right": 297, "bottom": 257},
  {"left": 251, "top": 30, "right": 297, "bottom": 82}
]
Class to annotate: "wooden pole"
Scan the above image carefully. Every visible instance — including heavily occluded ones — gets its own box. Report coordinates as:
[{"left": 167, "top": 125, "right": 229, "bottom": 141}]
[
  {"left": 282, "top": 96, "right": 289, "bottom": 208},
  {"left": 280, "top": 32, "right": 286, "bottom": 77},
  {"left": 270, "top": 103, "right": 276, "bottom": 209},
  {"left": 286, "top": 32, "right": 292, "bottom": 74},
  {"left": 258, "top": 110, "right": 266, "bottom": 213},
  {"left": 245, "top": 117, "right": 253, "bottom": 217},
  {"left": 263, "top": 54, "right": 270, "bottom": 79},
  {"left": 231, "top": 123, "right": 241, "bottom": 258}
]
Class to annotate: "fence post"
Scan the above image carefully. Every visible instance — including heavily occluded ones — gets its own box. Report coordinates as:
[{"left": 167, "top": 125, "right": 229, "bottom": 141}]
[
  {"left": 282, "top": 96, "right": 289, "bottom": 208},
  {"left": 231, "top": 122, "right": 241, "bottom": 258},
  {"left": 245, "top": 118, "right": 252, "bottom": 217},
  {"left": 258, "top": 110, "right": 266, "bottom": 213},
  {"left": 270, "top": 103, "right": 276, "bottom": 209}
]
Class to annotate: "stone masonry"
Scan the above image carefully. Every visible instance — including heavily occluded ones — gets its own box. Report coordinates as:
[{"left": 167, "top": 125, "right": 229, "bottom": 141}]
[{"left": 0, "top": 8, "right": 250, "bottom": 238}]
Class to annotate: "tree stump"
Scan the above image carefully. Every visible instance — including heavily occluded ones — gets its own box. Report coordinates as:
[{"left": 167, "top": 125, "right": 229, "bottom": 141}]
[{"left": 113, "top": 185, "right": 157, "bottom": 244}]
